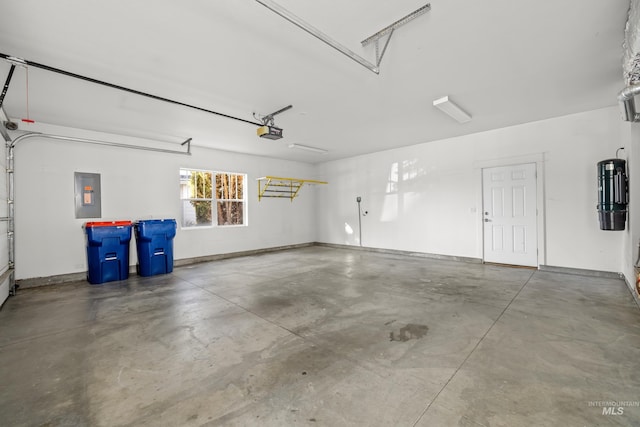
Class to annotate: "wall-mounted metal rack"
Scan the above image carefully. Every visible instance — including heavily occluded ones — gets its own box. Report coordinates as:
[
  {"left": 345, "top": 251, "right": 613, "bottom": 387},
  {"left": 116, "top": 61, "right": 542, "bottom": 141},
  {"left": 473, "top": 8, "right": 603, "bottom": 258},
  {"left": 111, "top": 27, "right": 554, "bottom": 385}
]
[{"left": 257, "top": 176, "right": 327, "bottom": 201}]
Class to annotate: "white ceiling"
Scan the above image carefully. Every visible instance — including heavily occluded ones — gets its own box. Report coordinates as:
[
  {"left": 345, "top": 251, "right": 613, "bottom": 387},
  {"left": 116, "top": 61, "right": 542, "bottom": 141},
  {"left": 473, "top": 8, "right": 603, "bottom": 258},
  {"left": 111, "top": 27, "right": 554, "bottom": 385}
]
[{"left": 0, "top": 0, "right": 631, "bottom": 163}]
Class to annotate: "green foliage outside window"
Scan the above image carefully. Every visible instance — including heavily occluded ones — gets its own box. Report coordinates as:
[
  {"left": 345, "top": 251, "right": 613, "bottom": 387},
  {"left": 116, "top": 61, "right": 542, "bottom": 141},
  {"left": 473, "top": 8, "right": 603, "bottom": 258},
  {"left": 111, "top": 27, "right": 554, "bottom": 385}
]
[{"left": 190, "top": 171, "right": 213, "bottom": 225}]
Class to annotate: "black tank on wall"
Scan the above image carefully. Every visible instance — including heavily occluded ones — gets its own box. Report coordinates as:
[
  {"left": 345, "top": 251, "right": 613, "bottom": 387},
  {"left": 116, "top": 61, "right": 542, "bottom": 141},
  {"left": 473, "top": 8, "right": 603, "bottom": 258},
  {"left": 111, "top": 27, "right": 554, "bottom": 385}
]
[{"left": 597, "top": 158, "right": 628, "bottom": 231}]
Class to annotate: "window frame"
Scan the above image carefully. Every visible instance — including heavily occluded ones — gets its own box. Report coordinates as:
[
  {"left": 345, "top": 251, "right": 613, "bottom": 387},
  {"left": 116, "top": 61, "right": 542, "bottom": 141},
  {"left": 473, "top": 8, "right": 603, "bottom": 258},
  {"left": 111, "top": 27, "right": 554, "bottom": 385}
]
[{"left": 179, "top": 168, "right": 248, "bottom": 229}]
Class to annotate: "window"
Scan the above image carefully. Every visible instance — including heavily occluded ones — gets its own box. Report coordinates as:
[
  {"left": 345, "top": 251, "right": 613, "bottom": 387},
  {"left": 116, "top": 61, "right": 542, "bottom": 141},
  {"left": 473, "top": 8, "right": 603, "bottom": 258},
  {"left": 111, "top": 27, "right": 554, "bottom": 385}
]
[
  {"left": 215, "top": 173, "right": 245, "bottom": 225},
  {"left": 180, "top": 169, "right": 246, "bottom": 227}
]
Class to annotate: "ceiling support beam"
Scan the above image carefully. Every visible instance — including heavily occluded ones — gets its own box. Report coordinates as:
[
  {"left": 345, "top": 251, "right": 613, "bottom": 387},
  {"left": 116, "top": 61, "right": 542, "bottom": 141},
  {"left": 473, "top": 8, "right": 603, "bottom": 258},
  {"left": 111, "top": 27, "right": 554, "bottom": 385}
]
[{"left": 255, "top": 0, "right": 380, "bottom": 74}]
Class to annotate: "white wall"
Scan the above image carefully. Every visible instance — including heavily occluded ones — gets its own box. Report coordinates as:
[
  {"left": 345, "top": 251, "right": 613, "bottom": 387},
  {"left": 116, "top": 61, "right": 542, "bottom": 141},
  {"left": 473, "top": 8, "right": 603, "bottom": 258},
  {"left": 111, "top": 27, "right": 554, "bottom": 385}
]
[
  {"left": 13, "top": 123, "right": 317, "bottom": 280},
  {"left": 620, "top": 121, "right": 639, "bottom": 300},
  {"left": 315, "top": 107, "right": 625, "bottom": 273},
  {"left": 12, "top": 107, "right": 633, "bottom": 280}
]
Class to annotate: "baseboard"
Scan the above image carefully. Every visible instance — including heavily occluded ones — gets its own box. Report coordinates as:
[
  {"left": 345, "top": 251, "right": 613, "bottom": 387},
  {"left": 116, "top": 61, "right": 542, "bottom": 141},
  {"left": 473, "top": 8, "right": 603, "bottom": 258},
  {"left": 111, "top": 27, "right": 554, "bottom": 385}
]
[
  {"left": 538, "top": 264, "right": 621, "bottom": 279},
  {"left": 173, "top": 243, "right": 314, "bottom": 267},
  {"left": 313, "top": 242, "right": 483, "bottom": 264},
  {"left": 623, "top": 269, "right": 640, "bottom": 309},
  {"left": 14, "top": 244, "right": 626, "bottom": 290},
  {"left": 16, "top": 242, "right": 315, "bottom": 288},
  {"left": 17, "top": 271, "right": 87, "bottom": 289}
]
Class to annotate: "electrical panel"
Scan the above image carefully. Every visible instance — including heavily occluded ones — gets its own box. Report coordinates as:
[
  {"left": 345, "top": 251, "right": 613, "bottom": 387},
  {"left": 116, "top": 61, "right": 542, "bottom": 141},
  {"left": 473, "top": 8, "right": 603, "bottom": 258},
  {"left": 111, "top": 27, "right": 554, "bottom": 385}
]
[{"left": 74, "top": 172, "right": 101, "bottom": 219}]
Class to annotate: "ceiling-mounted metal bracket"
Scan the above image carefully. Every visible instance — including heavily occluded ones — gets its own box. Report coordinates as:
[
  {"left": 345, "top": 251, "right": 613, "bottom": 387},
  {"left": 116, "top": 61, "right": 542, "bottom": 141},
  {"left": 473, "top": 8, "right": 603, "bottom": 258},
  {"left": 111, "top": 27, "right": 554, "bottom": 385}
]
[
  {"left": 255, "top": 0, "right": 379, "bottom": 74},
  {"left": 363, "top": 3, "right": 431, "bottom": 68},
  {"left": 262, "top": 104, "right": 293, "bottom": 126},
  {"left": 361, "top": 4, "right": 431, "bottom": 47},
  {"left": 253, "top": 104, "right": 292, "bottom": 127},
  {"left": 255, "top": 1, "right": 430, "bottom": 74},
  {"left": 5, "top": 56, "right": 26, "bottom": 68},
  {"left": 181, "top": 137, "right": 192, "bottom": 154},
  {"left": 375, "top": 30, "right": 395, "bottom": 67}
]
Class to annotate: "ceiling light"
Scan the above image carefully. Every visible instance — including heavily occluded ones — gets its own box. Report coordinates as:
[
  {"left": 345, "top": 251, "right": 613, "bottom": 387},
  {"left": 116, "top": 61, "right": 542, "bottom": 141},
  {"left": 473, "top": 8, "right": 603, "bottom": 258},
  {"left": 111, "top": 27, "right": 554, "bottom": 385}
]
[
  {"left": 433, "top": 96, "right": 472, "bottom": 123},
  {"left": 288, "top": 144, "right": 328, "bottom": 154}
]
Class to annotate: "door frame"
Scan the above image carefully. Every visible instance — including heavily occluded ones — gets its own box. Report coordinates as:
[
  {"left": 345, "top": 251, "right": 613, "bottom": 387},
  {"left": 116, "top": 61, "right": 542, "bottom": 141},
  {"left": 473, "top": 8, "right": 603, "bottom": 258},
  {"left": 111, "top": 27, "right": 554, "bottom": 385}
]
[{"left": 474, "top": 154, "right": 546, "bottom": 267}]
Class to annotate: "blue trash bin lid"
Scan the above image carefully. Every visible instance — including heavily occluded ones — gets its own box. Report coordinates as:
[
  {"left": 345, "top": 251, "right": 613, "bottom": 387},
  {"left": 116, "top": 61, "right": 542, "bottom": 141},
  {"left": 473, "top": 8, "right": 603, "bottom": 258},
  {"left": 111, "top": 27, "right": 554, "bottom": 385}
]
[{"left": 85, "top": 221, "right": 132, "bottom": 228}]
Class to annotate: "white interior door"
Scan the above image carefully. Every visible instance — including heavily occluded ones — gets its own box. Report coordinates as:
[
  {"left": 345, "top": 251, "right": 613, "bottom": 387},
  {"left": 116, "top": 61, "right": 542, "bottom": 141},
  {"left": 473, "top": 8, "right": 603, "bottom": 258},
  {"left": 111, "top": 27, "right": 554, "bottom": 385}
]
[{"left": 482, "top": 163, "right": 537, "bottom": 267}]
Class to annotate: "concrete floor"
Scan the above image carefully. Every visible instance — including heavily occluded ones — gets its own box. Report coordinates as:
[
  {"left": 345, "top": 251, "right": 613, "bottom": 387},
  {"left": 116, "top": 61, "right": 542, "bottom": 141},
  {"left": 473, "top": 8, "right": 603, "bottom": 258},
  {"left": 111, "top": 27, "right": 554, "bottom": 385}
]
[{"left": 1, "top": 246, "right": 639, "bottom": 426}]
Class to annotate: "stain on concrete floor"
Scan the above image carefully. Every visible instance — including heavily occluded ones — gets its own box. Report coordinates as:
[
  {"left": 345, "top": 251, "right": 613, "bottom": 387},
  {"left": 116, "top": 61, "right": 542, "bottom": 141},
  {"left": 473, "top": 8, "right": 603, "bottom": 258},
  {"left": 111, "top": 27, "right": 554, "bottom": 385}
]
[{"left": 389, "top": 323, "right": 429, "bottom": 342}]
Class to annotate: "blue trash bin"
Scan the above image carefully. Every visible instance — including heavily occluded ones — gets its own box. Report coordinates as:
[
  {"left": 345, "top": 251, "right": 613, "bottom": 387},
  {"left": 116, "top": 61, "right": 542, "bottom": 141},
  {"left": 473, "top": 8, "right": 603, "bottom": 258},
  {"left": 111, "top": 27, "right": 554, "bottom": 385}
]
[
  {"left": 84, "top": 221, "right": 132, "bottom": 285},
  {"left": 134, "top": 219, "right": 177, "bottom": 277}
]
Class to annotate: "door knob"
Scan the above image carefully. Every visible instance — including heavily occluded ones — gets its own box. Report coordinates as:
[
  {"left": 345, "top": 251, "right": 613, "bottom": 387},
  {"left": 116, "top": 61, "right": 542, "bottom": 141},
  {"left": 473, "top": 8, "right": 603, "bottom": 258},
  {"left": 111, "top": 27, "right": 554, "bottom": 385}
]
[{"left": 484, "top": 218, "right": 491, "bottom": 222}]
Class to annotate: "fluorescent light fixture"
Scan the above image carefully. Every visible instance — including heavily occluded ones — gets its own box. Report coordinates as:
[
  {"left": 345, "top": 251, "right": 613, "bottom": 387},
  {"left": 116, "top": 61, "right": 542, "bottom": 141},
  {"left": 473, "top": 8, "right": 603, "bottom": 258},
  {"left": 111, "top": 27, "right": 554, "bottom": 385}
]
[
  {"left": 288, "top": 143, "right": 328, "bottom": 154},
  {"left": 433, "top": 96, "right": 472, "bottom": 123}
]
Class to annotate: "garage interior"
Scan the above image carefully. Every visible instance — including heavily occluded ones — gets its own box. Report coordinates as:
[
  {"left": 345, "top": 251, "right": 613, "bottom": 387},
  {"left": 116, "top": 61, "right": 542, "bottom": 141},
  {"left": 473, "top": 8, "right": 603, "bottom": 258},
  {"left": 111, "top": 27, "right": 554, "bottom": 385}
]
[{"left": 1, "top": 1, "right": 640, "bottom": 426}]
